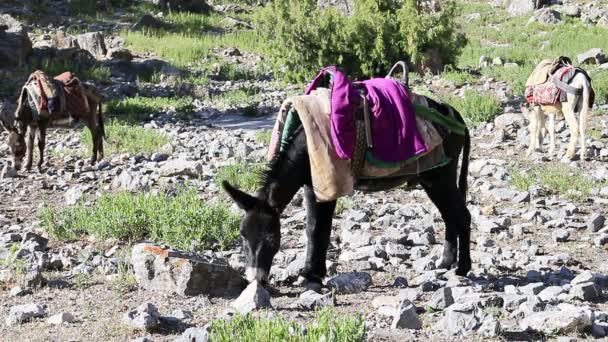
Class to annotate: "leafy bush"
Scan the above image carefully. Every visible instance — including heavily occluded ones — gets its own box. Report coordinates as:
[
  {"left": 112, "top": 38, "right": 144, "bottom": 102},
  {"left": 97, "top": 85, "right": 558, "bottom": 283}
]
[
  {"left": 210, "top": 308, "right": 365, "bottom": 342},
  {"left": 449, "top": 90, "right": 502, "bottom": 125},
  {"left": 255, "top": 0, "right": 465, "bottom": 82},
  {"left": 40, "top": 189, "right": 240, "bottom": 251}
]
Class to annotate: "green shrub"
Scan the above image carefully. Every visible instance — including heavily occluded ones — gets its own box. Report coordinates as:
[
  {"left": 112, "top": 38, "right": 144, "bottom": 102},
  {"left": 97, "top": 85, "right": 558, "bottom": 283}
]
[
  {"left": 592, "top": 70, "right": 608, "bottom": 105},
  {"left": 210, "top": 308, "right": 365, "bottom": 342},
  {"left": 509, "top": 165, "right": 598, "bottom": 202},
  {"left": 216, "top": 163, "right": 265, "bottom": 192},
  {"left": 255, "top": 130, "right": 272, "bottom": 144},
  {"left": 254, "top": 0, "right": 465, "bottom": 82},
  {"left": 40, "top": 189, "right": 240, "bottom": 251},
  {"left": 449, "top": 90, "right": 502, "bottom": 125}
]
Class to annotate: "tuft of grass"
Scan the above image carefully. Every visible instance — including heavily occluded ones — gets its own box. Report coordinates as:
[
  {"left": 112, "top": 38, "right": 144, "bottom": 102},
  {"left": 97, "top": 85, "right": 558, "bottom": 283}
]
[
  {"left": 209, "top": 308, "right": 365, "bottom": 342},
  {"left": 335, "top": 198, "right": 354, "bottom": 215},
  {"left": 39, "top": 188, "right": 241, "bottom": 252},
  {"left": 510, "top": 165, "right": 597, "bottom": 202},
  {"left": 73, "top": 273, "right": 96, "bottom": 290},
  {"left": 212, "top": 87, "right": 262, "bottom": 108},
  {"left": 511, "top": 169, "right": 536, "bottom": 192},
  {"left": 216, "top": 163, "right": 265, "bottom": 193},
  {"left": 442, "top": 68, "right": 475, "bottom": 86},
  {"left": 105, "top": 96, "right": 194, "bottom": 122},
  {"left": 592, "top": 70, "right": 608, "bottom": 105},
  {"left": 255, "top": 130, "right": 272, "bottom": 145},
  {"left": 81, "top": 120, "right": 170, "bottom": 156},
  {"left": 449, "top": 90, "right": 502, "bottom": 125}
]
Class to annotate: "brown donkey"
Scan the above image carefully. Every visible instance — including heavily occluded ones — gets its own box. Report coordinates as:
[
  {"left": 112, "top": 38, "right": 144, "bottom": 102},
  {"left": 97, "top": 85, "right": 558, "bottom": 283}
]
[{"left": 1, "top": 71, "right": 105, "bottom": 170}]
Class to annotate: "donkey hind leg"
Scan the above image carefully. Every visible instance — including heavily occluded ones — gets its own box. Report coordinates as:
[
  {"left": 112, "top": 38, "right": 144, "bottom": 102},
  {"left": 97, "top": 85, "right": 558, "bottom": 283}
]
[
  {"left": 36, "top": 120, "right": 48, "bottom": 169},
  {"left": 87, "top": 121, "right": 98, "bottom": 165},
  {"left": 24, "top": 125, "right": 35, "bottom": 170},
  {"left": 96, "top": 126, "right": 104, "bottom": 161},
  {"left": 547, "top": 111, "right": 557, "bottom": 156},
  {"left": 422, "top": 169, "right": 472, "bottom": 276},
  {"left": 563, "top": 100, "right": 579, "bottom": 160},
  {"left": 298, "top": 185, "right": 337, "bottom": 292},
  {"left": 527, "top": 106, "right": 543, "bottom": 156}
]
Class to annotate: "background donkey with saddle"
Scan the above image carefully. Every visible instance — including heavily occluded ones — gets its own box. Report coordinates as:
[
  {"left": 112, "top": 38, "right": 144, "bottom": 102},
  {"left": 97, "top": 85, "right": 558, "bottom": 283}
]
[
  {"left": 223, "top": 63, "right": 472, "bottom": 292},
  {"left": 0, "top": 70, "right": 105, "bottom": 170}
]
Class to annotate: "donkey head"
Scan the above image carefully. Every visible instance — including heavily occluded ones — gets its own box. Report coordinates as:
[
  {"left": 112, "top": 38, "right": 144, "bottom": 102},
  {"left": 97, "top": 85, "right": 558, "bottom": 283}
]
[
  {"left": 0, "top": 104, "right": 26, "bottom": 170},
  {"left": 222, "top": 181, "right": 281, "bottom": 286}
]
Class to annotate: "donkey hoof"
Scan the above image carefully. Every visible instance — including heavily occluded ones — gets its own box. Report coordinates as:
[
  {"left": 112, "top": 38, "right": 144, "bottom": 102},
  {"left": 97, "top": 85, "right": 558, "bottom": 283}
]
[
  {"left": 305, "top": 281, "right": 323, "bottom": 293},
  {"left": 456, "top": 264, "right": 471, "bottom": 277}
]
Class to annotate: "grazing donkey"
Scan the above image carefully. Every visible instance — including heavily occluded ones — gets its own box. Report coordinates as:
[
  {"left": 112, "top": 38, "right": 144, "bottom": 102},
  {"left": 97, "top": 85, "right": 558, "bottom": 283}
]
[
  {"left": 524, "top": 67, "right": 594, "bottom": 160},
  {"left": 1, "top": 73, "right": 105, "bottom": 170},
  {"left": 223, "top": 96, "right": 471, "bottom": 292}
]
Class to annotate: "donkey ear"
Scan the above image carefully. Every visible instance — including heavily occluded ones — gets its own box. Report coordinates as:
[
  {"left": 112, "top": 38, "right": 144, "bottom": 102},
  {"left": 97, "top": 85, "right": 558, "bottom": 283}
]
[{"left": 222, "top": 181, "right": 258, "bottom": 211}]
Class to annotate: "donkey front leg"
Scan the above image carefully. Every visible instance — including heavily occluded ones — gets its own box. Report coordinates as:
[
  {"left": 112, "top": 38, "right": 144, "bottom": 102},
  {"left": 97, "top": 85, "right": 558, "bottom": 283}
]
[
  {"left": 37, "top": 120, "right": 48, "bottom": 169},
  {"left": 24, "top": 125, "right": 35, "bottom": 170},
  {"left": 563, "top": 104, "right": 579, "bottom": 160},
  {"left": 527, "top": 106, "right": 543, "bottom": 156},
  {"left": 300, "top": 185, "right": 336, "bottom": 292},
  {"left": 87, "top": 122, "right": 98, "bottom": 165}
]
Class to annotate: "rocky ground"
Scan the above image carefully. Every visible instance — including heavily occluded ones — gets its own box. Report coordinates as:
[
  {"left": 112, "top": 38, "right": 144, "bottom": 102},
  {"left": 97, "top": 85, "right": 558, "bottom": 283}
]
[{"left": 1, "top": 0, "right": 608, "bottom": 341}]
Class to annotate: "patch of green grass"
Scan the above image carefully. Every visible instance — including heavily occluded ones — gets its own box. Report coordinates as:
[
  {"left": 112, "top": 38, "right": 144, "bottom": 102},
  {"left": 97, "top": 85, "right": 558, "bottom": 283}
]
[
  {"left": 73, "top": 273, "right": 96, "bottom": 290},
  {"left": 335, "top": 198, "right": 354, "bottom": 216},
  {"left": 592, "top": 69, "right": 608, "bottom": 105},
  {"left": 448, "top": 90, "right": 502, "bottom": 125},
  {"left": 442, "top": 68, "right": 475, "bottom": 86},
  {"left": 121, "top": 29, "right": 264, "bottom": 68},
  {"left": 255, "top": 130, "right": 272, "bottom": 144},
  {"left": 79, "top": 120, "right": 170, "bottom": 156},
  {"left": 216, "top": 163, "right": 265, "bottom": 193},
  {"left": 212, "top": 87, "right": 262, "bottom": 107},
  {"left": 105, "top": 96, "right": 194, "bottom": 122},
  {"left": 510, "top": 165, "right": 597, "bottom": 202},
  {"left": 511, "top": 169, "right": 536, "bottom": 192},
  {"left": 39, "top": 188, "right": 241, "bottom": 252},
  {"left": 209, "top": 308, "right": 365, "bottom": 342},
  {"left": 87, "top": 65, "right": 112, "bottom": 83}
]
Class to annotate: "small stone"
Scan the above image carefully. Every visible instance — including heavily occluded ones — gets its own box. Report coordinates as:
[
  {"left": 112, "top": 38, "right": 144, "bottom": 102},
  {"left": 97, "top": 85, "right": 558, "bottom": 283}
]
[
  {"left": 297, "top": 290, "right": 335, "bottom": 310},
  {"left": 393, "top": 276, "right": 408, "bottom": 288},
  {"left": 478, "top": 315, "right": 501, "bottom": 337},
  {"left": 47, "top": 312, "right": 75, "bottom": 325},
  {"left": 151, "top": 153, "right": 169, "bottom": 162},
  {"left": 569, "top": 282, "right": 599, "bottom": 301},
  {"left": 170, "top": 309, "right": 193, "bottom": 321},
  {"left": 123, "top": 303, "right": 160, "bottom": 331},
  {"left": 399, "top": 287, "right": 424, "bottom": 302},
  {"left": 520, "top": 305, "right": 593, "bottom": 333},
  {"left": 553, "top": 229, "right": 569, "bottom": 242},
  {"left": 578, "top": 48, "right": 606, "bottom": 65},
  {"left": 231, "top": 281, "right": 271, "bottom": 314},
  {"left": 572, "top": 270, "right": 595, "bottom": 285},
  {"left": 9, "top": 286, "right": 31, "bottom": 297},
  {"left": 6, "top": 304, "right": 45, "bottom": 325},
  {"left": 326, "top": 272, "right": 372, "bottom": 294},
  {"left": 1, "top": 164, "right": 18, "bottom": 179},
  {"left": 587, "top": 213, "right": 605, "bottom": 232},
  {"left": 391, "top": 300, "right": 422, "bottom": 330},
  {"left": 176, "top": 325, "right": 210, "bottom": 342},
  {"left": 429, "top": 287, "right": 454, "bottom": 310}
]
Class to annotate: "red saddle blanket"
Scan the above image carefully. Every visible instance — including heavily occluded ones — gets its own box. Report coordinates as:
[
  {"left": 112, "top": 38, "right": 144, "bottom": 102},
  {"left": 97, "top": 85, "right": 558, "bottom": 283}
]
[{"left": 525, "top": 66, "right": 574, "bottom": 105}]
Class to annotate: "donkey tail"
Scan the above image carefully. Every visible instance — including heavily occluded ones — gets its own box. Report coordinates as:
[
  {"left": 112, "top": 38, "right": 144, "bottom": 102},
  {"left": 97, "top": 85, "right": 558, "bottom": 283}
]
[{"left": 458, "top": 126, "right": 470, "bottom": 201}]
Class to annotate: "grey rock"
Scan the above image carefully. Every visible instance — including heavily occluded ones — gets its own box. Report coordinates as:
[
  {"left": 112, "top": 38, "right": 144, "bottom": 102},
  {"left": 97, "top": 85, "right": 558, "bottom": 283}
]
[
  {"left": 0, "top": 14, "right": 32, "bottom": 68},
  {"left": 429, "top": 287, "right": 454, "bottom": 310},
  {"left": 528, "top": 8, "right": 561, "bottom": 25},
  {"left": 571, "top": 270, "right": 595, "bottom": 285},
  {"left": 538, "top": 286, "right": 565, "bottom": 304},
  {"left": 436, "top": 302, "right": 484, "bottom": 336},
  {"left": 391, "top": 300, "right": 422, "bottom": 330},
  {"left": 586, "top": 213, "right": 605, "bottom": 232},
  {"left": 21, "top": 232, "right": 48, "bottom": 252},
  {"left": 170, "top": 309, "right": 193, "bottom": 321},
  {"left": 9, "top": 286, "right": 31, "bottom": 297},
  {"left": 478, "top": 315, "right": 501, "bottom": 337},
  {"left": 123, "top": 303, "right": 160, "bottom": 331},
  {"left": 562, "top": 5, "right": 581, "bottom": 17},
  {"left": 393, "top": 276, "right": 408, "bottom": 288},
  {"left": 6, "top": 303, "right": 45, "bottom": 325},
  {"left": 151, "top": 153, "right": 170, "bottom": 163},
  {"left": 327, "top": 272, "right": 372, "bottom": 294},
  {"left": 297, "top": 290, "right": 335, "bottom": 310},
  {"left": 76, "top": 32, "right": 107, "bottom": 59},
  {"left": 520, "top": 282, "right": 545, "bottom": 295},
  {"left": 578, "top": 48, "right": 606, "bottom": 65},
  {"left": 142, "top": 0, "right": 210, "bottom": 12},
  {"left": 1, "top": 164, "right": 18, "bottom": 179},
  {"left": 47, "top": 312, "right": 74, "bottom": 325},
  {"left": 231, "top": 281, "right": 271, "bottom": 314},
  {"left": 399, "top": 287, "right": 424, "bottom": 302},
  {"left": 176, "top": 326, "right": 210, "bottom": 342},
  {"left": 552, "top": 229, "right": 569, "bottom": 242},
  {"left": 594, "top": 234, "right": 608, "bottom": 247},
  {"left": 64, "top": 187, "right": 84, "bottom": 206},
  {"left": 131, "top": 243, "right": 246, "bottom": 296},
  {"left": 159, "top": 160, "right": 203, "bottom": 177},
  {"left": 503, "top": 294, "right": 528, "bottom": 310},
  {"left": 520, "top": 305, "right": 593, "bottom": 333},
  {"left": 569, "top": 282, "right": 599, "bottom": 301},
  {"left": 385, "top": 242, "right": 408, "bottom": 258}
]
